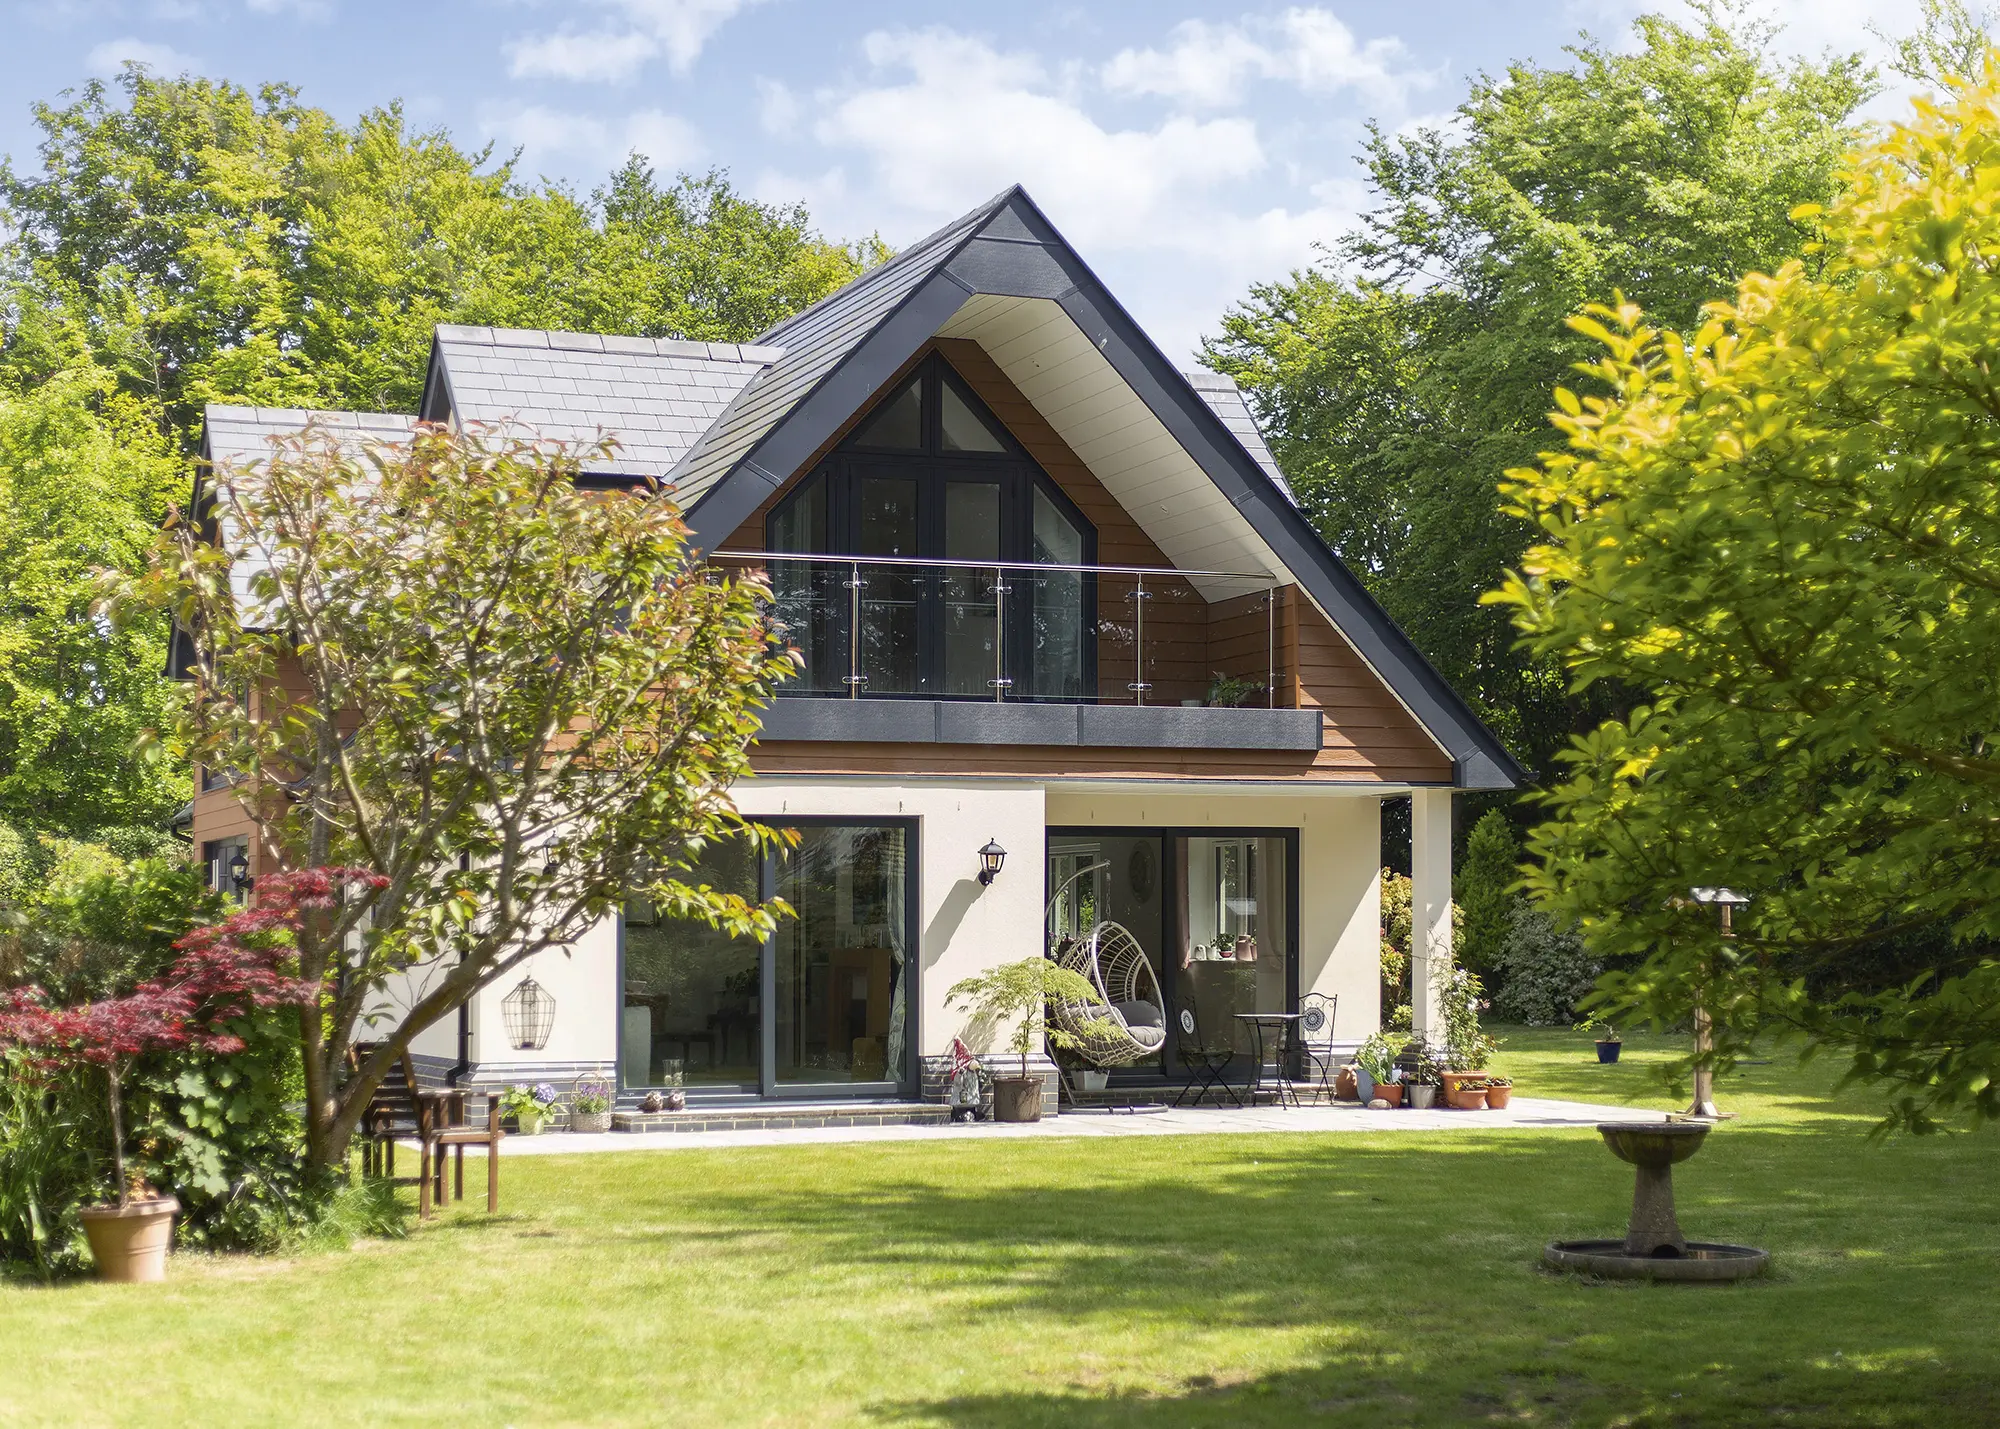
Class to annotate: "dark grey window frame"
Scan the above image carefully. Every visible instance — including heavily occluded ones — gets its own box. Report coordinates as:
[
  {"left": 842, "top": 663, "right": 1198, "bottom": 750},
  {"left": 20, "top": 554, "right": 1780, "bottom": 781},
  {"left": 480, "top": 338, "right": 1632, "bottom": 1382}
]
[
  {"left": 1045, "top": 823, "right": 1301, "bottom": 1084},
  {"left": 615, "top": 816, "right": 922, "bottom": 1104},
  {"left": 768, "top": 354, "right": 1099, "bottom": 701}
]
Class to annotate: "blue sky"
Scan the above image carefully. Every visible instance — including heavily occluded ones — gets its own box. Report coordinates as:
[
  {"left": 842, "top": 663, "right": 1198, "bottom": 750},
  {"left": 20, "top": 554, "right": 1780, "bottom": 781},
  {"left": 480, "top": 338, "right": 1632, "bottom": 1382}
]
[{"left": 1, "top": 0, "right": 1940, "bottom": 360}]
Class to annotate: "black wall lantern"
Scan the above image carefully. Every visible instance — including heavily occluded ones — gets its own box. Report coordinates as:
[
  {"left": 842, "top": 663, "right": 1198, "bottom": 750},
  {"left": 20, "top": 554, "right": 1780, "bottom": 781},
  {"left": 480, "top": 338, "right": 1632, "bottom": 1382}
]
[
  {"left": 502, "top": 974, "right": 555, "bottom": 1051},
  {"left": 978, "top": 838, "right": 1007, "bottom": 886},
  {"left": 227, "top": 847, "right": 251, "bottom": 894}
]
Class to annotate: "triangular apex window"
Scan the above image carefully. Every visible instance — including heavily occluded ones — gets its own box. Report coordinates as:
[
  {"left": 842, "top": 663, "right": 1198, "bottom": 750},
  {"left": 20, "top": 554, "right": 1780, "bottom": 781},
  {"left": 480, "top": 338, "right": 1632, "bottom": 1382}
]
[
  {"left": 939, "top": 380, "right": 1007, "bottom": 452},
  {"left": 846, "top": 357, "right": 1015, "bottom": 455},
  {"left": 852, "top": 377, "right": 922, "bottom": 449}
]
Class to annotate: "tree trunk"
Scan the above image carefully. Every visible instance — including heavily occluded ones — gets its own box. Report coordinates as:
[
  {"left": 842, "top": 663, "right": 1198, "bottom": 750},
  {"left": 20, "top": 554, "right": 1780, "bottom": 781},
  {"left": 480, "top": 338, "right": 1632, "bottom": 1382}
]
[{"left": 106, "top": 1063, "right": 128, "bottom": 1210}]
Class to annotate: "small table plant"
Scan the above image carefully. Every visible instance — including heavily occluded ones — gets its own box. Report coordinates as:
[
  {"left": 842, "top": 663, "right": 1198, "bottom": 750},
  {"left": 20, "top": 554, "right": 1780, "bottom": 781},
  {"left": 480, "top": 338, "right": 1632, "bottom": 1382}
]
[
  {"left": 500, "top": 1083, "right": 562, "bottom": 1134},
  {"left": 569, "top": 1078, "right": 613, "bottom": 1132}
]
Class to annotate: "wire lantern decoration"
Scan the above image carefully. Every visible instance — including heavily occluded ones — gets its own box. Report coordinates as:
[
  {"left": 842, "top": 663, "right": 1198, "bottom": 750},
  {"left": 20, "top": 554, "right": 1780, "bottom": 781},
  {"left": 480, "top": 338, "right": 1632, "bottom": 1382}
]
[{"left": 502, "top": 974, "right": 556, "bottom": 1051}]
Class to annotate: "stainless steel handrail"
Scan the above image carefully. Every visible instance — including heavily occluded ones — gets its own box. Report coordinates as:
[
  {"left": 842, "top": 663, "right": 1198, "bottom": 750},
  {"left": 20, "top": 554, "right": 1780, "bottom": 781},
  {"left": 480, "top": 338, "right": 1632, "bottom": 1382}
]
[{"left": 710, "top": 548, "right": 1278, "bottom": 584}]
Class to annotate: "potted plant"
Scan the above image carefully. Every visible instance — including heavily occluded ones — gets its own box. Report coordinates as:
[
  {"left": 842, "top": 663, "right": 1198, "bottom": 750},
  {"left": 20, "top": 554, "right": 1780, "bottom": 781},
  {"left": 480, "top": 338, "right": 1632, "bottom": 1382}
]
[
  {"left": 1577, "top": 1016, "right": 1622, "bottom": 1063},
  {"left": 0, "top": 870, "right": 349, "bottom": 1282},
  {"left": 1449, "top": 1077, "right": 1490, "bottom": 1110},
  {"left": 1405, "top": 1038, "right": 1444, "bottom": 1109},
  {"left": 501, "top": 1082, "right": 561, "bottom": 1134},
  {"left": 569, "top": 1077, "right": 613, "bottom": 1132},
  {"left": 1376, "top": 1067, "right": 1407, "bottom": 1107},
  {"left": 1355, "top": 1031, "right": 1408, "bottom": 1107},
  {"left": 1484, "top": 1074, "right": 1513, "bottom": 1109},
  {"left": 947, "top": 957, "right": 1107, "bottom": 1123}
]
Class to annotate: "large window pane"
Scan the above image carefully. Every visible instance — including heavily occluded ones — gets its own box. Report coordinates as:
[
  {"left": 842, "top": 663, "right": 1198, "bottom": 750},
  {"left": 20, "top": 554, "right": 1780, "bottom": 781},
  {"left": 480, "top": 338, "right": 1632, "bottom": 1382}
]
[
  {"left": 857, "top": 476, "right": 920, "bottom": 694},
  {"left": 622, "top": 839, "right": 761, "bottom": 1089},
  {"left": 1047, "top": 835, "right": 1166, "bottom": 1073},
  {"left": 1177, "top": 836, "right": 1290, "bottom": 1061},
  {"left": 775, "top": 826, "right": 909, "bottom": 1086},
  {"left": 941, "top": 482, "right": 1001, "bottom": 696},
  {"left": 769, "top": 475, "right": 842, "bottom": 694},
  {"left": 853, "top": 378, "right": 922, "bottom": 449},
  {"left": 939, "top": 380, "right": 1008, "bottom": 452},
  {"left": 1030, "top": 485, "right": 1086, "bottom": 699}
]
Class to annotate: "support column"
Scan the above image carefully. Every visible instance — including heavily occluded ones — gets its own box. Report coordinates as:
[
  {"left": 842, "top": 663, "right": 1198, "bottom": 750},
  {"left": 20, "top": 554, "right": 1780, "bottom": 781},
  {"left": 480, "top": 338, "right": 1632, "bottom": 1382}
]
[{"left": 1409, "top": 788, "right": 1453, "bottom": 1041}]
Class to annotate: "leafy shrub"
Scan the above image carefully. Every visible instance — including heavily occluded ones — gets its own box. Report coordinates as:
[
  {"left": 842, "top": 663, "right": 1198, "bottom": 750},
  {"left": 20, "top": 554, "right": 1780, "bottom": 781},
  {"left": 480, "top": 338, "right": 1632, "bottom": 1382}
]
[
  {"left": 1438, "top": 964, "right": 1499, "bottom": 1070},
  {"left": 1492, "top": 905, "right": 1600, "bottom": 1026},
  {"left": 1455, "top": 811, "right": 1518, "bottom": 978},
  {"left": 0, "top": 1046, "right": 102, "bottom": 1276},
  {"left": 1379, "top": 867, "right": 1463, "bottom": 1028}
]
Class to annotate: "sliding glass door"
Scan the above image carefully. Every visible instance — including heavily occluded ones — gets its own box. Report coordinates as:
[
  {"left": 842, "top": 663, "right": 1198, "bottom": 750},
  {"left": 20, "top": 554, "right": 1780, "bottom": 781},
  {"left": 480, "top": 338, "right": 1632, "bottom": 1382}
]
[{"left": 620, "top": 821, "right": 916, "bottom": 1100}]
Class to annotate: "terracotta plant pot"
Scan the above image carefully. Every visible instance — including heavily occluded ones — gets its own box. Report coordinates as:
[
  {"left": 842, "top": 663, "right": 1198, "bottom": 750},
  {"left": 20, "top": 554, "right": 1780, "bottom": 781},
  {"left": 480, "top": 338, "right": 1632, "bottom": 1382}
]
[
  {"left": 993, "top": 1076, "right": 1044, "bottom": 1123},
  {"left": 80, "top": 1196, "right": 179, "bottom": 1283},
  {"left": 1407, "top": 1084, "right": 1437, "bottom": 1109},
  {"left": 1376, "top": 1083, "right": 1406, "bottom": 1107},
  {"left": 1333, "top": 1066, "right": 1361, "bottom": 1102},
  {"left": 1485, "top": 1085, "right": 1513, "bottom": 1109},
  {"left": 1441, "top": 1070, "right": 1483, "bottom": 1098},
  {"left": 1452, "top": 1087, "right": 1489, "bottom": 1110}
]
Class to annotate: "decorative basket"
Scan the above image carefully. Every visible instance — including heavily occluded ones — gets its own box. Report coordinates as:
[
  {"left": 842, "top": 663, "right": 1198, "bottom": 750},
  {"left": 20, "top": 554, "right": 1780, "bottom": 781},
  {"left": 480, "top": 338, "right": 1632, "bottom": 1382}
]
[{"left": 570, "top": 1110, "right": 613, "bottom": 1133}]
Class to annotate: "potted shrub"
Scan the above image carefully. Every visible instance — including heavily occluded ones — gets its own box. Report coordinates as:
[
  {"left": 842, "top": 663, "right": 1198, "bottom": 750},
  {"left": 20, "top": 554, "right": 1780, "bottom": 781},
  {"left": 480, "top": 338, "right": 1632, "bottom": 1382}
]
[
  {"left": 947, "top": 957, "right": 1106, "bottom": 1123},
  {"left": 501, "top": 1082, "right": 561, "bottom": 1134},
  {"left": 569, "top": 1077, "right": 613, "bottom": 1132},
  {"left": 1405, "top": 1038, "right": 1444, "bottom": 1109},
  {"left": 1484, "top": 1074, "right": 1513, "bottom": 1110},
  {"left": 0, "top": 870, "right": 352, "bottom": 1281},
  {"left": 1577, "top": 1016, "right": 1622, "bottom": 1063},
  {"left": 1355, "top": 1031, "right": 1407, "bottom": 1107}
]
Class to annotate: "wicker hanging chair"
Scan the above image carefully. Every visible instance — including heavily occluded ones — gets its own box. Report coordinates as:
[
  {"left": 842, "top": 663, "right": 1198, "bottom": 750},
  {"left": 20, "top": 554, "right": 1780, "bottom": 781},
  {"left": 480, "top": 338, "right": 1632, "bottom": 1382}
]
[{"left": 1050, "top": 921, "right": 1168, "bottom": 1067}]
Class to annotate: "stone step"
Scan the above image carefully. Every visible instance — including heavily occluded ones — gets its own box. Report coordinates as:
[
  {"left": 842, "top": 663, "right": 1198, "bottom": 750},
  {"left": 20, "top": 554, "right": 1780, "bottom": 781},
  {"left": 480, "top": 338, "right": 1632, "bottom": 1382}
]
[{"left": 611, "top": 1102, "right": 952, "bottom": 1134}]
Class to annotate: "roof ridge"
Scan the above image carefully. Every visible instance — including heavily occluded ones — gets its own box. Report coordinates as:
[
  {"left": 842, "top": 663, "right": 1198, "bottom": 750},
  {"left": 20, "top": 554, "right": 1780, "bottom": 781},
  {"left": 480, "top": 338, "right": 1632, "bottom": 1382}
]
[
  {"left": 434, "top": 324, "right": 784, "bottom": 365},
  {"left": 753, "top": 186, "right": 1017, "bottom": 347}
]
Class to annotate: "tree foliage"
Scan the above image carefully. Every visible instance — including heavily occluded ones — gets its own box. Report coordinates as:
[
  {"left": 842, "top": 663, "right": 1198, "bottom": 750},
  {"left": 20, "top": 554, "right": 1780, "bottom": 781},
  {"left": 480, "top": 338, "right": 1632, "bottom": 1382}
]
[
  {"left": 129, "top": 424, "right": 796, "bottom": 1169},
  {"left": 1495, "top": 56, "right": 2000, "bottom": 1130},
  {"left": 1205, "top": 6, "right": 1875, "bottom": 774},
  {"left": 1454, "top": 809, "right": 1519, "bottom": 978}
]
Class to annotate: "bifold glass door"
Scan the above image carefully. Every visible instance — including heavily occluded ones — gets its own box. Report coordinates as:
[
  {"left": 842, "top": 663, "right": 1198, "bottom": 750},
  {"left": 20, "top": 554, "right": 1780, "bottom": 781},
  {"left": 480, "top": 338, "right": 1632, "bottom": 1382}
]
[{"left": 621, "top": 822, "right": 914, "bottom": 1098}]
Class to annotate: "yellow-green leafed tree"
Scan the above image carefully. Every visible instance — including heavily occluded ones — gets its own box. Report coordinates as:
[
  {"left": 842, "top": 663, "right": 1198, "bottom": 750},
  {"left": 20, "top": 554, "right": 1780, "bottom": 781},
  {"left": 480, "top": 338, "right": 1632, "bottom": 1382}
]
[{"left": 1495, "top": 54, "right": 2000, "bottom": 1130}]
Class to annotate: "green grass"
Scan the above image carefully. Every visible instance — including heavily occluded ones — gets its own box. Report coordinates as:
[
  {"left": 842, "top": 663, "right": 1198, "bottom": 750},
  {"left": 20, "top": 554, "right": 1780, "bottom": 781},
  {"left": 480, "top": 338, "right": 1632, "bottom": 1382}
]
[{"left": 5, "top": 1025, "right": 1998, "bottom": 1427}]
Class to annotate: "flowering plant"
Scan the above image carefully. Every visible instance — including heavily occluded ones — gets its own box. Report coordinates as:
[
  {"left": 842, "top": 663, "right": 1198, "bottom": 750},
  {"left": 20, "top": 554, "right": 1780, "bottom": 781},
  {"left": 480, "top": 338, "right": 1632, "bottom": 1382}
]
[
  {"left": 499, "top": 1084, "right": 561, "bottom": 1124},
  {"left": 570, "top": 1079, "right": 612, "bottom": 1115},
  {"left": 0, "top": 868, "right": 382, "bottom": 1209}
]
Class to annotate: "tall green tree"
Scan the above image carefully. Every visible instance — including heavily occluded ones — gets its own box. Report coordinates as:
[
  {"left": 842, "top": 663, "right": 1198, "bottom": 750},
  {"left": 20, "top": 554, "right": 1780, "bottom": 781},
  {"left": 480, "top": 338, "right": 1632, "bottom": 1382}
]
[
  {"left": 1495, "top": 56, "right": 2000, "bottom": 1130},
  {"left": 0, "top": 67, "right": 876, "bottom": 843},
  {"left": 1205, "top": 6, "right": 1875, "bottom": 775},
  {"left": 1, "top": 68, "right": 880, "bottom": 433}
]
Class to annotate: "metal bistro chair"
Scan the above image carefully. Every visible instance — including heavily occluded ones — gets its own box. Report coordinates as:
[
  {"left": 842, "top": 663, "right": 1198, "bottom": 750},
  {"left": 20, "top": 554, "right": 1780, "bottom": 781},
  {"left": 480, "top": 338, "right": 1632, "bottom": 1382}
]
[
  {"left": 1173, "top": 997, "right": 1240, "bottom": 1108},
  {"left": 1296, "top": 993, "right": 1341, "bottom": 1101}
]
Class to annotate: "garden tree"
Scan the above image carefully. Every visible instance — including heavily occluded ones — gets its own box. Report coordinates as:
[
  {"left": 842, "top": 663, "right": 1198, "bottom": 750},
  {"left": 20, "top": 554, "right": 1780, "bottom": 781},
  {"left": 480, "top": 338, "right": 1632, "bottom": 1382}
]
[
  {"left": 1494, "top": 56, "right": 2000, "bottom": 1130},
  {"left": 0, "top": 346, "right": 185, "bottom": 837},
  {"left": 127, "top": 425, "right": 797, "bottom": 1171},
  {"left": 0, "top": 67, "right": 880, "bottom": 435},
  {"left": 1454, "top": 810, "right": 1518, "bottom": 979},
  {"left": 1204, "top": 4, "right": 1875, "bottom": 776}
]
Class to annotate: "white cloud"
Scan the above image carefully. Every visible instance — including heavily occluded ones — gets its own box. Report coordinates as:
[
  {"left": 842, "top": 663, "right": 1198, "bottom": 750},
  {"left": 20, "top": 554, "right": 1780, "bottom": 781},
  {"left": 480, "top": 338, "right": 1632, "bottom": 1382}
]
[
  {"left": 480, "top": 102, "right": 703, "bottom": 176},
  {"left": 245, "top": 0, "right": 332, "bottom": 17},
  {"left": 756, "top": 77, "right": 801, "bottom": 136},
  {"left": 1103, "top": 7, "right": 1424, "bottom": 109},
  {"left": 506, "top": 0, "right": 755, "bottom": 84},
  {"left": 84, "top": 36, "right": 199, "bottom": 73},
  {"left": 796, "top": 25, "right": 1366, "bottom": 358}
]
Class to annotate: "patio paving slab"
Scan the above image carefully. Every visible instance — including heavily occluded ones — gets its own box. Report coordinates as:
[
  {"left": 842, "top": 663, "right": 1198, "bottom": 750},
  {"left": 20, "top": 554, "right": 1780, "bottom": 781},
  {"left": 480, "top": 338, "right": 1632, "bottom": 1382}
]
[{"left": 458, "top": 1096, "right": 1662, "bottom": 1157}]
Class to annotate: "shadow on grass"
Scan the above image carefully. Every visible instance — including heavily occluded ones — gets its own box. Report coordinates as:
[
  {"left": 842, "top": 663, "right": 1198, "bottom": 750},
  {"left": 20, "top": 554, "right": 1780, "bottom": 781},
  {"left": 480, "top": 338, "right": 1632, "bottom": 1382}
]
[{"left": 610, "top": 1124, "right": 1999, "bottom": 1427}]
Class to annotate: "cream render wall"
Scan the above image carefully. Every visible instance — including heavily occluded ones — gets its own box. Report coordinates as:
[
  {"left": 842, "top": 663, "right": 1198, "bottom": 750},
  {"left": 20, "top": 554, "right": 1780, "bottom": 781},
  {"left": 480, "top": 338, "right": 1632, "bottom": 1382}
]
[
  {"left": 467, "top": 913, "right": 620, "bottom": 1073},
  {"left": 1042, "top": 788, "right": 1384, "bottom": 1041}
]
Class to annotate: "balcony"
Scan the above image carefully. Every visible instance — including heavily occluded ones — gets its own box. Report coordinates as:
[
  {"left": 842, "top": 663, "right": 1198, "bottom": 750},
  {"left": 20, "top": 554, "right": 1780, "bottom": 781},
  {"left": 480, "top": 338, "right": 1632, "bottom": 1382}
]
[{"left": 711, "top": 552, "right": 1325, "bottom": 755}]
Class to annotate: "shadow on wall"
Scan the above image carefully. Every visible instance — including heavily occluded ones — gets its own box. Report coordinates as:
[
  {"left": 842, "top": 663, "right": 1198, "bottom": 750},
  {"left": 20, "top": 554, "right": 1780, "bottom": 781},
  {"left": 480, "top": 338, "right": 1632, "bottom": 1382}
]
[{"left": 925, "top": 876, "right": 987, "bottom": 976}]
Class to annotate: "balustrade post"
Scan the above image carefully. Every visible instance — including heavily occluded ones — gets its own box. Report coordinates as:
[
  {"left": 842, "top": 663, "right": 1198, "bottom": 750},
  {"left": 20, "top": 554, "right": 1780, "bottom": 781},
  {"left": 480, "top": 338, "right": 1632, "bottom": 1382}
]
[
  {"left": 844, "top": 560, "right": 863, "bottom": 699},
  {"left": 990, "top": 565, "right": 1011, "bottom": 702},
  {"left": 1127, "top": 575, "right": 1151, "bottom": 705}
]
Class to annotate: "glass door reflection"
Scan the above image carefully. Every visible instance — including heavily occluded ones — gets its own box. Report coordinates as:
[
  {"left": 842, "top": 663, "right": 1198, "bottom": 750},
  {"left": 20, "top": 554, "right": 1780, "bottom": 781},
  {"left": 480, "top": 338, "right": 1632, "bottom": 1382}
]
[
  {"left": 620, "top": 839, "right": 762, "bottom": 1090},
  {"left": 774, "top": 825, "right": 910, "bottom": 1088}
]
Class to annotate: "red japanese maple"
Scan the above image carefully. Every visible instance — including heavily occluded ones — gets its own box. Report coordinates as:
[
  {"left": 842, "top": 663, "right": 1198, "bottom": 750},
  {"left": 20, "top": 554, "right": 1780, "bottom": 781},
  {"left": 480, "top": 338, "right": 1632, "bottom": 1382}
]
[{"left": 0, "top": 867, "right": 387, "bottom": 1207}]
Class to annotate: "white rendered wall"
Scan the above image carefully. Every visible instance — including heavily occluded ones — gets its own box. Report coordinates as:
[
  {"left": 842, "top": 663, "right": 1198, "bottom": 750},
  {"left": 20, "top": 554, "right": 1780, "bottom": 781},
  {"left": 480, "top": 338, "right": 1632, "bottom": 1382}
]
[
  {"left": 468, "top": 912, "right": 620, "bottom": 1073},
  {"left": 1043, "top": 788, "right": 1384, "bottom": 1043}
]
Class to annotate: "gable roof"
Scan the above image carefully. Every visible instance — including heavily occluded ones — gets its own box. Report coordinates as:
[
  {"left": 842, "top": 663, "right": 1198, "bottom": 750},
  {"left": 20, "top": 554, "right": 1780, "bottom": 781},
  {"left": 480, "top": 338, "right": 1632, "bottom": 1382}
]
[
  {"left": 670, "top": 185, "right": 1524, "bottom": 790},
  {"left": 420, "top": 326, "right": 782, "bottom": 478}
]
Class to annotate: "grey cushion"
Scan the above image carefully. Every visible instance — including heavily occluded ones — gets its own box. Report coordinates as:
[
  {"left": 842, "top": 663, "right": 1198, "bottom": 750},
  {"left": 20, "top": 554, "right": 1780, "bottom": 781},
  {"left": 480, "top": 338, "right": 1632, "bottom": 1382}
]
[{"left": 1112, "top": 999, "right": 1163, "bottom": 1029}]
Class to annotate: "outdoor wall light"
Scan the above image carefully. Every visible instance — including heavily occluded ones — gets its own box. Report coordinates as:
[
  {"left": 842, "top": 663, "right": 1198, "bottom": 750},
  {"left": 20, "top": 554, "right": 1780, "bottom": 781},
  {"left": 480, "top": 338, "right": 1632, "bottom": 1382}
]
[
  {"left": 227, "top": 848, "right": 251, "bottom": 894},
  {"left": 502, "top": 974, "right": 556, "bottom": 1051},
  {"left": 978, "top": 838, "right": 1007, "bottom": 885}
]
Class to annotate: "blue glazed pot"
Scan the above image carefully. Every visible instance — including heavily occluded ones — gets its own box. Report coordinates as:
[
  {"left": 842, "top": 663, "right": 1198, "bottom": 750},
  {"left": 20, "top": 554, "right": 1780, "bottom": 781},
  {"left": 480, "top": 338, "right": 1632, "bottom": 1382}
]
[{"left": 1596, "top": 1040, "right": 1622, "bottom": 1064}]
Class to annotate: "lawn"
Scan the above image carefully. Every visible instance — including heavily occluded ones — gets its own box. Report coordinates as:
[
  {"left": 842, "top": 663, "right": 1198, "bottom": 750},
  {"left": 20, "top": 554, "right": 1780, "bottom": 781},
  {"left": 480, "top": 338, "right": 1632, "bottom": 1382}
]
[{"left": 5, "top": 1025, "right": 1998, "bottom": 1428}]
